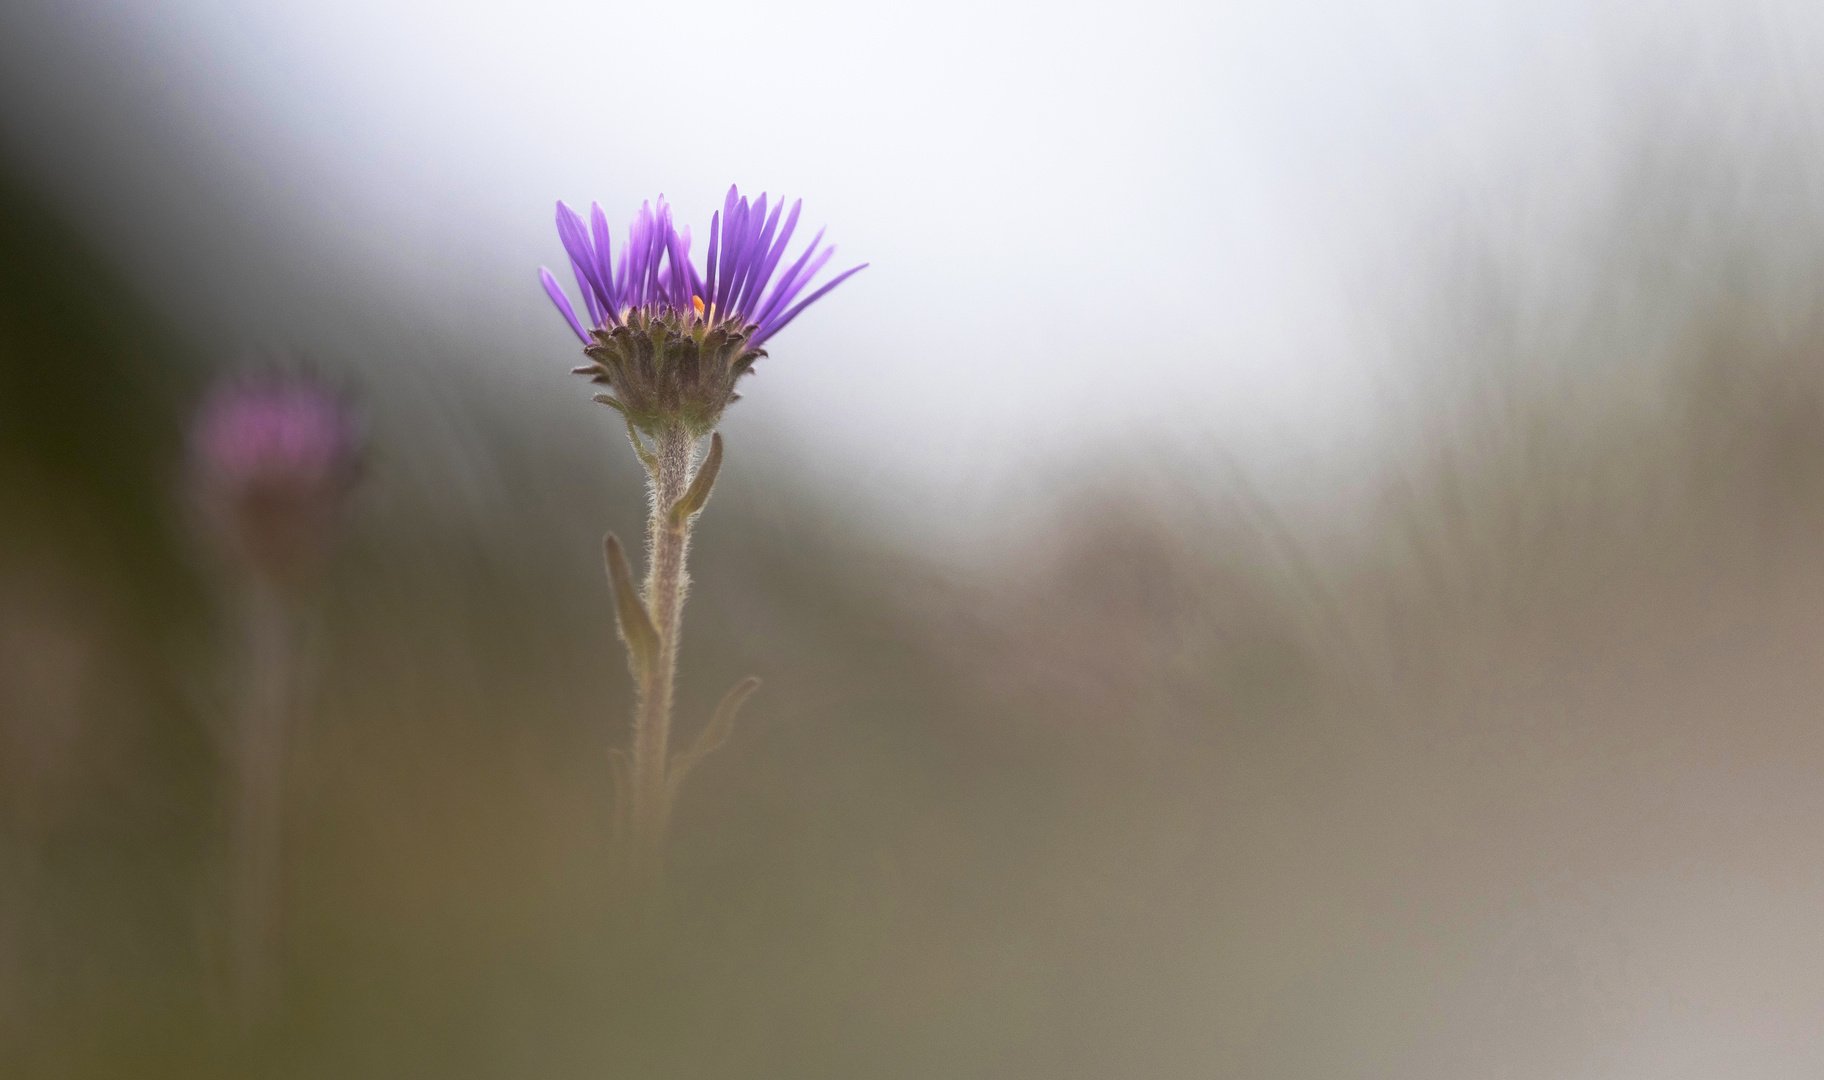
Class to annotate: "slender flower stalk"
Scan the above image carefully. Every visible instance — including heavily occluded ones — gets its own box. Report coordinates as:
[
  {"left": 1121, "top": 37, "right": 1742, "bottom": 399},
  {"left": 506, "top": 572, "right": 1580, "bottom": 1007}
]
[
  {"left": 539, "top": 186, "right": 863, "bottom": 892},
  {"left": 222, "top": 577, "right": 296, "bottom": 1024},
  {"left": 191, "top": 373, "right": 361, "bottom": 1024}
]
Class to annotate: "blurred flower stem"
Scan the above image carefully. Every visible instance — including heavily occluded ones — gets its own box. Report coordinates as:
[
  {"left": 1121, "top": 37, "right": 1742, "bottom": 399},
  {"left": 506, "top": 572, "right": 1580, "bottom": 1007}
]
[
  {"left": 190, "top": 371, "right": 360, "bottom": 1022},
  {"left": 224, "top": 579, "right": 300, "bottom": 1027}
]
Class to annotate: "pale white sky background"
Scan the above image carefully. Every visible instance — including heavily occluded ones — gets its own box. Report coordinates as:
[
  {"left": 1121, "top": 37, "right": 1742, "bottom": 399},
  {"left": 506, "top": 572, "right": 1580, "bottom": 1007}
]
[{"left": 4, "top": 0, "right": 1823, "bottom": 512}]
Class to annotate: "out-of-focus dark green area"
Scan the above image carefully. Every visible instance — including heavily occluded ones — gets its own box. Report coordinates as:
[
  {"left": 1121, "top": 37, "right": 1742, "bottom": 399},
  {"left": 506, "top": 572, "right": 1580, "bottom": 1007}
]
[
  {"left": 0, "top": 157, "right": 217, "bottom": 1074},
  {"left": 7, "top": 119, "right": 1824, "bottom": 1079}
]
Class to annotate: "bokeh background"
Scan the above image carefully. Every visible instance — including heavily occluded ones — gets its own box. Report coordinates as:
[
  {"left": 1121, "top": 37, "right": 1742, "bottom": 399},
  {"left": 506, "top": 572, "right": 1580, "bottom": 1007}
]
[{"left": 6, "top": 0, "right": 1824, "bottom": 1076}]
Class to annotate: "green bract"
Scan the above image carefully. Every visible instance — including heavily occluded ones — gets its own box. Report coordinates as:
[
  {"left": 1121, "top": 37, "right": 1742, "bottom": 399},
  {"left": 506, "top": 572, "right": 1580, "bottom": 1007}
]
[{"left": 577, "top": 310, "right": 763, "bottom": 438}]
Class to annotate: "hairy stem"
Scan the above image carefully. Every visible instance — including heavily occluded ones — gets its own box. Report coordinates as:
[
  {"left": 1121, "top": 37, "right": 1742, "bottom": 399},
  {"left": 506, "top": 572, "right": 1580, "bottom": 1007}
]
[{"left": 627, "top": 423, "right": 699, "bottom": 885}]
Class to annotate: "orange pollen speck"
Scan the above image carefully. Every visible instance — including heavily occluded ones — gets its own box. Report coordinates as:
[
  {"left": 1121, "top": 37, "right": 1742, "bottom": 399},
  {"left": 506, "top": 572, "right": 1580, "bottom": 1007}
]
[{"left": 691, "top": 296, "right": 705, "bottom": 317}]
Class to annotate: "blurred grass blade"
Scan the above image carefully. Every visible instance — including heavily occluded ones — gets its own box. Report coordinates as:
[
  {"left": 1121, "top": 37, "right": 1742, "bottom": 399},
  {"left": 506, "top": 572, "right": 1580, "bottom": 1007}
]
[{"left": 665, "top": 675, "right": 760, "bottom": 812}]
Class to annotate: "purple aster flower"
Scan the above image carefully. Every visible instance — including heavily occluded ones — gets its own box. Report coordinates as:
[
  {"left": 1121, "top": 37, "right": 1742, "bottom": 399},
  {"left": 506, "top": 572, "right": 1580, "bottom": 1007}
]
[
  {"left": 538, "top": 186, "right": 865, "bottom": 435},
  {"left": 530, "top": 187, "right": 866, "bottom": 892},
  {"left": 191, "top": 373, "right": 363, "bottom": 584}
]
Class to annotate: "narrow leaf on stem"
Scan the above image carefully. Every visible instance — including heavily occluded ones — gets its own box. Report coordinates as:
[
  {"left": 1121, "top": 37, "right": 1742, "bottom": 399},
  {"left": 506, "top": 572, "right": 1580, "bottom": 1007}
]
[
  {"left": 604, "top": 533, "right": 660, "bottom": 677},
  {"left": 669, "top": 431, "right": 724, "bottom": 526}
]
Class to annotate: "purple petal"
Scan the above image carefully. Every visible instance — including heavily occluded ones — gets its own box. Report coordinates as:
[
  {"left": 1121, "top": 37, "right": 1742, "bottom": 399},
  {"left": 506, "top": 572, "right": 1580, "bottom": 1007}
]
[
  {"left": 742, "top": 197, "right": 783, "bottom": 313},
  {"left": 680, "top": 225, "right": 695, "bottom": 305},
  {"left": 627, "top": 203, "right": 652, "bottom": 308},
  {"left": 653, "top": 198, "right": 669, "bottom": 304},
  {"left": 765, "top": 242, "right": 835, "bottom": 324},
  {"left": 570, "top": 255, "right": 604, "bottom": 326},
  {"left": 590, "top": 202, "right": 621, "bottom": 321},
  {"left": 665, "top": 224, "right": 692, "bottom": 310},
  {"left": 717, "top": 195, "right": 751, "bottom": 313},
  {"left": 557, "top": 201, "right": 613, "bottom": 319},
  {"left": 728, "top": 194, "right": 775, "bottom": 319},
  {"left": 554, "top": 203, "right": 596, "bottom": 277},
  {"left": 540, "top": 267, "right": 588, "bottom": 343},
  {"left": 687, "top": 253, "right": 707, "bottom": 303},
  {"left": 714, "top": 187, "right": 744, "bottom": 306},
  {"left": 729, "top": 194, "right": 769, "bottom": 313},
  {"left": 643, "top": 201, "right": 666, "bottom": 308},
  {"left": 754, "top": 262, "right": 866, "bottom": 346},
  {"left": 742, "top": 198, "right": 800, "bottom": 319},
  {"left": 765, "top": 199, "right": 804, "bottom": 271},
  {"left": 753, "top": 228, "right": 827, "bottom": 327},
  {"left": 704, "top": 210, "right": 721, "bottom": 309}
]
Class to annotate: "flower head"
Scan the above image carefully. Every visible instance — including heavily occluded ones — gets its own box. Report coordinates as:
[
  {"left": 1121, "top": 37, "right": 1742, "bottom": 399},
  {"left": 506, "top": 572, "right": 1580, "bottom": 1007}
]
[
  {"left": 539, "top": 186, "right": 865, "bottom": 436},
  {"left": 191, "top": 373, "right": 363, "bottom": 584}
]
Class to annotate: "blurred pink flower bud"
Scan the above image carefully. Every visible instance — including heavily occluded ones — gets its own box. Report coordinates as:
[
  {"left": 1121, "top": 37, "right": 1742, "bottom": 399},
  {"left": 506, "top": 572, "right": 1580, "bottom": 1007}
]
[{"left": 191, "top": 373, "right": 362, "bottom": 584}]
